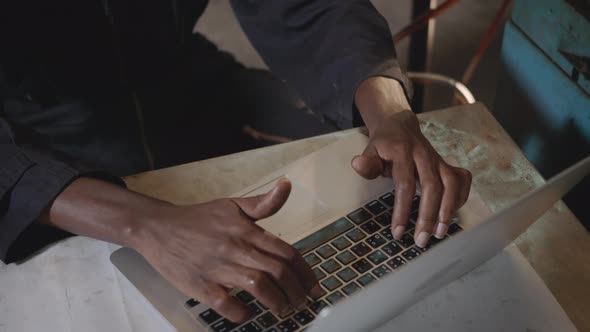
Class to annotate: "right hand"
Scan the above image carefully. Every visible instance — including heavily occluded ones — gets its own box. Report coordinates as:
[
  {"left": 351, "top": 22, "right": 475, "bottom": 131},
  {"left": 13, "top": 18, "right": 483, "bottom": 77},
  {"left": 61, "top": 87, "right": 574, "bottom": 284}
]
[{"left": 134, "top": 179, "right": 323, "bottom": 323}]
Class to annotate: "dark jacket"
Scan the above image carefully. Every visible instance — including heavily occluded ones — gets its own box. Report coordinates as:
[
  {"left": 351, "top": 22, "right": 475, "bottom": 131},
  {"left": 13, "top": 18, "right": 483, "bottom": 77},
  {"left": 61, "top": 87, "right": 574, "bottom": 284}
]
[{"left": 0, "top": 0, "right": 411, "bottom": 263}]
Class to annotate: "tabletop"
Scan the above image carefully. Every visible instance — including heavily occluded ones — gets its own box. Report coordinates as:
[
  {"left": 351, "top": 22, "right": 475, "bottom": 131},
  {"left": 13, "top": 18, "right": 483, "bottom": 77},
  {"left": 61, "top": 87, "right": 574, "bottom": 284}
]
[
  {"left": 1, "top": 102, "right": 588, "bottom": 331},
  {"left": 124, "top": 102, "right": 590, "bottom": 331}
]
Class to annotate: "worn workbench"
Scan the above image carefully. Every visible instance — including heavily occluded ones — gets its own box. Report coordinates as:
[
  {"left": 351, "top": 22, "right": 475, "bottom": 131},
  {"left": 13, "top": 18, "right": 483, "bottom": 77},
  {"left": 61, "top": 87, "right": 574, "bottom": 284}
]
[
  {"left": 0, "top": 103, "right": 587, "bottom": 331},
  {"left": 124, "top": 102, "right": 590, "bottom": 331}
]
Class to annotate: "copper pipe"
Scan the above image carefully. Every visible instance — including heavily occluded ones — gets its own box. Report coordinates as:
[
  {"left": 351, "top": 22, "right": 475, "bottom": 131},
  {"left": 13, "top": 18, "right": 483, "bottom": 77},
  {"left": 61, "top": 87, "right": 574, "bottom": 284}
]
[
  {"left": 393, "top": 0, "right": 461, "bottom": 43},
  {"left": 461, "top": 0, "right": 512, "bottom": 84},
  {"left": 242, "top": 125, "right": 292, "bottom": 144},
  {"left": 407, "top": 72, "right": 476, "bottom": 105}
]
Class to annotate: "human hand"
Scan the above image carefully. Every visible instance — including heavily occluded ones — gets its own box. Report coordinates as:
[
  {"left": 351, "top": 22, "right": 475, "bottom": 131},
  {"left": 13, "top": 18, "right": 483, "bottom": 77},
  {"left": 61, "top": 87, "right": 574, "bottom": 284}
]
[
  {"left": 353, "top": 78, "right": 471, "bottom": 247},
  {"left": 134, "top": 179, "right": 322, "bottom": 322}
]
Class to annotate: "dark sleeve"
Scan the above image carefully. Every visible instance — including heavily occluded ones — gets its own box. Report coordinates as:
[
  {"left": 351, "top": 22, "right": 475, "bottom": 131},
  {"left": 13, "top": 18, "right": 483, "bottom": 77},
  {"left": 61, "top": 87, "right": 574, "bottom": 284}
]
[
  {"left": 0, "top": 117, "right": 124, "bottom": 264},
  {"left": 230, "top": 0, "right": 413, "bottom": 129}
]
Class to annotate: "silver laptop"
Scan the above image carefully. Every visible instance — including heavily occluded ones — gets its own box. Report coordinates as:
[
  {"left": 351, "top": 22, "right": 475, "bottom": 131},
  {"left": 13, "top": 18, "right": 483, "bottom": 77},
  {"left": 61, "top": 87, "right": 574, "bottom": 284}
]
[{"left": 111, "top": 132, "right": 589, "bottom": 332}]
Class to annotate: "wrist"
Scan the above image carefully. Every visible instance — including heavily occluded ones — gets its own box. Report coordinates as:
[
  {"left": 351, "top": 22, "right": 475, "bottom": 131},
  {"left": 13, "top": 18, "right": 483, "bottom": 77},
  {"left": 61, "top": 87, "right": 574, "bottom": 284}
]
[
  {"left": 39, "top": 177, "right": 174, "bottom": 251},
  {"left": 122, "top": 195, "right": 175, "bottom": 252},
  {"left": 354, "top": 77, "right": 412, "bottom": 134}
]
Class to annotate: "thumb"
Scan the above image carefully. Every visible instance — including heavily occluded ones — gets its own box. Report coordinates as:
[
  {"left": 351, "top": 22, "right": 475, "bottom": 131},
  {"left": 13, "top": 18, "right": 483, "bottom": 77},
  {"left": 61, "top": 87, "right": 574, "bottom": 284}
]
[
  {"left": 351, "top": 144, "right": 383, "bottom": 179},
  {"left": 233, "top": 178, "right": 292, "bottom": 220}
]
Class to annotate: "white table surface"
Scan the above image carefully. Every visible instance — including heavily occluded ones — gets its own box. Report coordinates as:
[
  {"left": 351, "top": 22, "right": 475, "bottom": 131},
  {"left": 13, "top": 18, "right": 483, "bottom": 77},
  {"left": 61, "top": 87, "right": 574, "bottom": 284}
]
[{"left": 0, "top": 236, "right": 575, "bottom": 332}]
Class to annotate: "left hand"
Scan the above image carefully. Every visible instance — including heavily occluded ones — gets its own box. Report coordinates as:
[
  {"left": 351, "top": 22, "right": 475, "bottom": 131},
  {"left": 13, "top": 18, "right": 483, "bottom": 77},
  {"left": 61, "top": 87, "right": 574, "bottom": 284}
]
[{"left": 353, "top": 77, "right": 472, "bottom": 247}]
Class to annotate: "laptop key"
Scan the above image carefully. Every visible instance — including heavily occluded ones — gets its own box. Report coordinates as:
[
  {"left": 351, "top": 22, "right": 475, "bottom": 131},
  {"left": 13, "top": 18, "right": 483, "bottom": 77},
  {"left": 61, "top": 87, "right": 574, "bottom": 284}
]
[
  {"left": 279, "top": 308, "right": 294, "bottom": 319},
  {"left": 419, "top": 236, "right": 441, "bottom": 252},
  {"left": 411, "top": 196, "right": 421, "bottom": 212},
  {"left": 381, "top": 242, "right": 402, "bottom": 257},
  {"left": 248, "top": 302, "right": 262, "bottom": 316},
  {"left": 379, "top": 192, "right": 394, "bottom": 207},
  {"left": 372, "top": 265, "right": 392, "bottom": 278},
  {"left": 397, "top": 233, "right": 415, "bottom": 248},
  {"left": 380, "top": 227, "right": 394, "bottom": 241},
  {"left": 256, "top": 301, "right": 268, "bottom": 310},
  {"left": 293, "top": 218, "right": 354, "bottom": 255},
  {"left": 351, "top": 258, "right": 373, "bottom": 274},
  {"left": 236, "top": 291, "right": 255, "bottom": 304},
  {"left": 428, "top": 236, "right": 442, "bottom": 246},
  {"left": 321, "top": 276, "right": 343, "bottom": 291},
  {"left": 357, "top": 273, "right": 376, "bottom": 287},
  {"left": 320, "top": 259, "right": 341, "bottom": 274},
  {"left": 336, "top": 267, "right": 358, "bottom": 282},
  {"left": 239, "top": 321, "right": 263, "bottom": 332},
  {"left": 406, "top": 221, "right": 416, "bottom": 234},
  {"left": 448, "top": 223, "right": 463, "bottom": 235},
  {"left": 304, "top": 253, "right": 321, "bottom": 267},
  {"left": 345, "top": 228, "right": 367, "bottom": 242},
  {"left": 199, "top": 309, "right": 221, "bottom": 325},
  {"left": 342, "top": 282, "right": 361, "bottom": 296},
  {"left": 375, "top": 212, "right": 392, "bottom": 227},
  {"left": 316, "top": 245, "right": 337, "bottom": 259},
  {"left": 401, "top": 247, "right": 421, "bottom": 261},
  {"left": 347, "top": 208, "right": 372, "bottom": 225},
  {"left": 326, "top": 291, "right": 345, "bottom": 304},
  {"left": 335, "top": 250, "right": 357, "bottom": 265},
  {"left": 360, "top": 220, "right": 381, "bottom": 234},
  {"left": 386, "top": 256, "right": 406, "bottom": 270},
  {"left": 366, "top": 234, "right": 386, "bottom": 248},
  {"left": 309, "top": 300, "right": 328, "bottom": 314},
  {"left": 367, "top": 251, "right": 388, "bottom": 265},
  {"left": 211, "top": 318, "right": 238, "bottom": 332},
  {"left": 365, "top": 200, "right": 386, "bottom": 215},
  {"left": 313, "top": 267, "right": 327, "bottom": 280},
  {"left": 293, "top": 310, "right": 315, "bottom": 325},
  {"left": 277, "top": 318, "right": 299, "bottom": 332},
  {"left": 331, "top": 236, "right": 352, "bottom": 250},
  {"left": 350, "top": 243, "right": 371, "bottom": 257},
  {"left": 185, "top": 298, "right": 199, "bottom": 308},
  {"left": 256, "top": 312, "right": 278, "bottom": 328}
]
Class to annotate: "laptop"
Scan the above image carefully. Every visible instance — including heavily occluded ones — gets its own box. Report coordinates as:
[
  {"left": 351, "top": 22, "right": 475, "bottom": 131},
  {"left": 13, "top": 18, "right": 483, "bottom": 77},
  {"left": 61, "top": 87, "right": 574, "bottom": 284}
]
[{"left": 110, "top": 131, "right": 589, "bottom": 332}]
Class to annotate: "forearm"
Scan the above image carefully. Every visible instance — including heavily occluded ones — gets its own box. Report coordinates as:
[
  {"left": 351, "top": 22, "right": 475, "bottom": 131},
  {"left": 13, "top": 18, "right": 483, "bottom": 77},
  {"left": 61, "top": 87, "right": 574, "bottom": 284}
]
[
  {"left": 38, "top": 177, "right": 170, "bottom": 249},
  {"left": 355, "top": 77, "right": 412, "bottom": 134}
]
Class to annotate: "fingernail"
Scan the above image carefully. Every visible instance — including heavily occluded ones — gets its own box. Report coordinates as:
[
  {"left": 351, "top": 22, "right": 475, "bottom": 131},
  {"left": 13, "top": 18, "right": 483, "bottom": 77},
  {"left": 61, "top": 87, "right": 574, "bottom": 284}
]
[
  {"left": 416, "top": 231, "right": 430, "bottom": 248},
  {"left": 296, "top": 299, "right": 309, "bottom": 311},
  {"left": 434, "top": 223, "right": 448, "bottom": 239},
  {"left": 310, "top": 284, "right": 325, "bottom": 299},
  {"left": 393, "top": 225, "right": 405, "bottom": 240},
  {"left": 279, "top": 306, "right": 293, "bottom": 318}
]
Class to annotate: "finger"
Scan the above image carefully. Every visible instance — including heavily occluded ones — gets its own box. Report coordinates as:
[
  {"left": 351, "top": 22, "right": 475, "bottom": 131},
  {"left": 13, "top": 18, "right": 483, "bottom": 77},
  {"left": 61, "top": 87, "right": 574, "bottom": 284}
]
[
  {"left": 390, "top": 155, "right": 416, "bottom": 240},
  {"left": 233, "top": 179, "right": 292, "bottom": 220},
  {"left": 433, "top": 166, "right": 472, "bottom": 239},
  {"left": 433, "top": 164, "right": 462, "bottom": 239},
  {"left": 192, "top": 280, "right": 252, "bottom": 323},
  {"left": 413, "top": 150, "right": 444, "bottom": 248},
  {"left": 211, "top": 263, "right": 291, "bottom": 317},
  {"left": 351, "top": 144, "right": 383, "bottom": 180},
  {"left": 456, "top": 167, "right": 472, "bottom": 207},
  {"left": 233, "top": 245, "right": 309, "bottom": 310},
  {"left": 250, "top": 230, "right": 323, "bottom": 299}
]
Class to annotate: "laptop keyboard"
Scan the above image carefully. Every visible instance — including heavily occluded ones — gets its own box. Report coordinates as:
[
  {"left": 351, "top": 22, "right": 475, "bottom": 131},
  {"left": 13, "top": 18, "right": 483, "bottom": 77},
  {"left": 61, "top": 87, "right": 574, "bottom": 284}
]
[{"left": 184, "top": 191, "right": 463, "bottom": 332}]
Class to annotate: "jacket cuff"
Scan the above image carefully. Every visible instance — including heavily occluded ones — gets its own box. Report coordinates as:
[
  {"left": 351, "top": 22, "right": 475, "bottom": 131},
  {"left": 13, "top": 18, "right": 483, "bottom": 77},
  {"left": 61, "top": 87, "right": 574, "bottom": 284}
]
[
  {"left": 350, "top": 64, "right": 414, "bottom": 127},
  {"left": 0, "top": 150, "right": 124, "bottom": 263},
  {"left": 365, "top": 65, "right": 414, "bottom": 106},
  {"left": 338, "top": 60, "right": 414, "bottom": 129}
]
